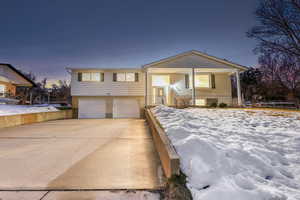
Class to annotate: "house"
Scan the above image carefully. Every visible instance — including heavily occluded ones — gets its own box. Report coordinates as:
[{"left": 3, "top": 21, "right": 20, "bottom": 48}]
[
  {"left": 69, "top": 50, "right": 248, "bottom": 119},
  {"left": 0, "top": 63, "right": 36, "bottom": 104}
]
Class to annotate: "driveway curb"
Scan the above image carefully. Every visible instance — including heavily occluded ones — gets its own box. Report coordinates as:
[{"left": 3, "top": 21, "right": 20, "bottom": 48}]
[{"left": 145, "top": 109, "right": 180, "bottom": 179}]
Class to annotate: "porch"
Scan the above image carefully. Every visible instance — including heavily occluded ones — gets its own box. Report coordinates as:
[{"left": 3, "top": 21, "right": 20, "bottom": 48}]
[
  {"left": 143, "top": 50, "right": 246, "bottom": 107},
  {"left": 145, "top": 68, "right": 242, "bottom": 107}
]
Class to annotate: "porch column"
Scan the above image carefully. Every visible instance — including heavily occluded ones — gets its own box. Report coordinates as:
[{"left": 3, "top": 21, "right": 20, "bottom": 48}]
[
  {"left": 236, "top": 70, "right": 242, "bottom": 106},
  {"left": 192, "top": 68, "right": 195, "bottom": 105},
  {"left": 145, "top": 69, "right": 148, "bottom": 107}
]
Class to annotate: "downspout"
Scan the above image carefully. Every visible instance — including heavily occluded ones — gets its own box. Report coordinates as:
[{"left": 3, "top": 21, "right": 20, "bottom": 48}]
[
  {"left": 192, "top": 68, "right": 195, "bottom": 105},
  {"left": 236, "top": 70, "right": 242, "bottom": 106},
  {"left": 145, "top": 68, "right": 148, "bottom": 107}
]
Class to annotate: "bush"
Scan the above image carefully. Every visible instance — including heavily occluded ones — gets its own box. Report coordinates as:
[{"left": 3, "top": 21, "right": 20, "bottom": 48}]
[
  {"left": 167, "top": 173, "right": 193, "bottom": 200},
  {"left": 56, "top": 106, "right": 72, "bottom": 110},
  {"left": 209, "top": 102, "right": 218, "bottom": 107},
  {"left": 219, "top": 103, "right": 227, "bottom": 108}
]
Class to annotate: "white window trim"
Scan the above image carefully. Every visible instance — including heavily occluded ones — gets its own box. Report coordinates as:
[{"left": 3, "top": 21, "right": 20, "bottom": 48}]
[
  {"left": 195, "top": 73, "right": 212, "bottom": 88},
  {"left": 81, "top": 72, "right": 103, "bottom": 82},
  {"left": 116, "top": 72, "right": 135, "bottom": 82}
]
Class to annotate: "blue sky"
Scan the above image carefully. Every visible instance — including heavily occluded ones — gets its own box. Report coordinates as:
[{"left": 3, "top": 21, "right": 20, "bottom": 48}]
[{"left": 0, "top": 0, "right": 259, "bottom": 81}]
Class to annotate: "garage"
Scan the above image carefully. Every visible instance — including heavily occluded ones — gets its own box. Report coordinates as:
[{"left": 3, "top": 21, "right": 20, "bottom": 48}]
[
  {"left": 78, "top": 98, "right": 106, "bottom": 119},
  {"left": 113, "top": 98, "right": 140, "bottom": 118}
]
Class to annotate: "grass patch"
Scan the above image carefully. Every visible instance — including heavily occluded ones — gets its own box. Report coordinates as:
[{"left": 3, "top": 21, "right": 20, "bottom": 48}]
[
  {"left": 245, "top": 110, "right": 297, "bottom": 118},
  {"left": 266, "top": 113, "right": 292, "bottom": 117},
  {"left": 245, "top": 110, "right": 257, "bottom": 115}
]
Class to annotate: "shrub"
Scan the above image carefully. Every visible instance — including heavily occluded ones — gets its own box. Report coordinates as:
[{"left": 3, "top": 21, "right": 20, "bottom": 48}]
[
  {"left": 219, "top": 103, "right": 227, "bottom": 108},
  {"left": 209, "top": 102, "right": 218, "bottom": 108},
  {"left": 56, "top": 106, "right": 72, "bottom": 110},
  {"left": 167, "top": 173, "right": 193, "bottom": 200}
]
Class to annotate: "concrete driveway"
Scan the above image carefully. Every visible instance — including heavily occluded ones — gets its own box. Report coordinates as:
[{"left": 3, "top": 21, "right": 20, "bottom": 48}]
[{"left": 0, "top": 119, "right": 164, "bottom": 190}]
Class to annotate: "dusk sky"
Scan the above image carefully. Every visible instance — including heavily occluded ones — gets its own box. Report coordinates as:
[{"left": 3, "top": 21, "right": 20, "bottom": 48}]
[{"left": 1, "top": 0, "right": 259, "bottom": 83}]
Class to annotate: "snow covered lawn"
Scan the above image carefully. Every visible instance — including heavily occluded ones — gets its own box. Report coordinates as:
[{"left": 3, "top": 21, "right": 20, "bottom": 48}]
[
  {"left": 151, "top": 106, "right": 300, "bottom": 200},
  {"left": 0, "top": 105, "right": 58, "bottom": 116}
]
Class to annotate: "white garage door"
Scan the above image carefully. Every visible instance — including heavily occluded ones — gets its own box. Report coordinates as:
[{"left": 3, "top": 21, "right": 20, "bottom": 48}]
[
  {"left": 113, "top": 98, "right": 140, "bottom": 118},
  {"left": 78, "top": 98, "right": 106, "bottom": 119}
]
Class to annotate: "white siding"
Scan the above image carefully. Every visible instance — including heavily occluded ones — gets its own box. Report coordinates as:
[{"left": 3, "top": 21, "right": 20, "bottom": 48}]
[{"left": 71, "top": 70, "right": 145, "bottom": 96}]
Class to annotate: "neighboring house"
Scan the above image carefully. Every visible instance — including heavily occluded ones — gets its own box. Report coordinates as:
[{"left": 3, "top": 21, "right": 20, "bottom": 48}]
[
  {"left": 0, "top": 63, "right": 35, "bottom": 104},
  {"left": 69, "top": 50, "right": 248, "bottom": 119}
]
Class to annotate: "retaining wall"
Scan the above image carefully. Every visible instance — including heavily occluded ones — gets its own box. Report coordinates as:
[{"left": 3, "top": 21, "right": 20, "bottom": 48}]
[
  {"left": 145, "top": 109, "right": 180, "bottom": 179},
  {"left": 0, "top": 110, "right": 73, "bottom": 129}
]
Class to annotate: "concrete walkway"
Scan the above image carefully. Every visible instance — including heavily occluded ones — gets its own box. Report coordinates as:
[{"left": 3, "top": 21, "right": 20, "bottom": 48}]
[
  {"left": 0, "top": 191, "right": 161, "bottom": 200},
  {"left": 0, "top": 119, "right": 164, "bottom": 191}
]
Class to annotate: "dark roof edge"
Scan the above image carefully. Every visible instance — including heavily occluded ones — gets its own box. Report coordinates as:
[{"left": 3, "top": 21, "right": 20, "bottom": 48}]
[
  {"left": 142, "top": 50, "right": 249, "bottom": 71},
  {"left": 0, "top": 63, "right": 37, "bottom": 87}
]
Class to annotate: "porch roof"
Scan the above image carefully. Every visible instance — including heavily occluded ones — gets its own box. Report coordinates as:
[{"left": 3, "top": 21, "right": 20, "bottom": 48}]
[{"left": 142, "top": 50, "right": 248, "bottom": 71}]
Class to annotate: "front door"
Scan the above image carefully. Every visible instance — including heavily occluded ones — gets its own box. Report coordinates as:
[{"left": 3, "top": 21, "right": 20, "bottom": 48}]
[{"left": 153, "top": 87, "right": 166, "bottom": 105}]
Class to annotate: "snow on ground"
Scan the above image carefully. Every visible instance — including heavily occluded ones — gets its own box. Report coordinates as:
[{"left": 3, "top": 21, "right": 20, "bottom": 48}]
[
  {"left": 0, "top": 105, "right": 58, "bottom": 116},
  {"left": 151, "top": 106, "right": 300, "bottom": 200}
]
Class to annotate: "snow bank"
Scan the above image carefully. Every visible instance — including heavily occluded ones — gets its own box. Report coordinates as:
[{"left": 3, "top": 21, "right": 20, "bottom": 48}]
[
  {"left": 0, "top": 105, "right": 58, "bottom": 116},
  {"left": 151, "top": 106, "right": 300, "bottom": 200}
]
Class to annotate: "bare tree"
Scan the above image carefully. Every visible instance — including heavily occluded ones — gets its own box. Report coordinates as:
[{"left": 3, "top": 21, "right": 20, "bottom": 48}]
[
  {"left": 49, "top": 80, "right": 71, "bottom": 104},
  {"left": 276, "top": 56, "right": 300, "bottom": 99},
  {"left": 247, "top": 0, "right": 300, "bottom": 102},
  {"left": 247, "top": 0, "right": 300, "bottom": 58},
  {"left": 258, "top": 54, "right": 300, "bottom": 100},
  {"left": 16, "top": 71, "right": 71, "bottom": 104}
]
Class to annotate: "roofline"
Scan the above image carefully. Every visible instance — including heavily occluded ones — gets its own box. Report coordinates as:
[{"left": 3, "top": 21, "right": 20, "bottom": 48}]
[
  {"left": 66, "top": 67, "right": 142, "bottom": 71},
  {"left": 142, "top": 50, "right": 249, "bottom": 71},
  {"left": 0, "top": 63, "right": 37, "bottom": 87}
]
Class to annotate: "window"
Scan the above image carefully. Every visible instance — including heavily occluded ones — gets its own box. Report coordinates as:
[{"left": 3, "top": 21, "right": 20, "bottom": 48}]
[
  {"left": 0, "top": 85, "right": 5, "bottom": 97},
  {"left": 195, "top": 99, "right": 206, "bottom": 106},
  {"left": 195, "top": 74, "right": 210, "bottom": 88},
  {"left": 79, "top": 72, "right": 103, "bottom": 82},
  {"left": 114, "top": 72, "right": 138, "bottom": 82},
  {"left": 152, "top": 75, "right": 170, "bottom": 86},
  {"left": 116, "top": 73, "right": 126, "bottom": 81},
  {"left": 82, "top": 73, "right": 91, "bottom": 81},
  {"left": 126, "top": 73, "right": 135, "bottom": 82},
  {"left": 91, "top": 72, "right": 101, "bottom": 81}
]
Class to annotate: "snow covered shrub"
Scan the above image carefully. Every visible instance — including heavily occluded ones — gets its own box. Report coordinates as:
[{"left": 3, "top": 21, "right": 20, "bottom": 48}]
[{"left": 175, "top": 96, "right": 192, "bottom": 108}]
